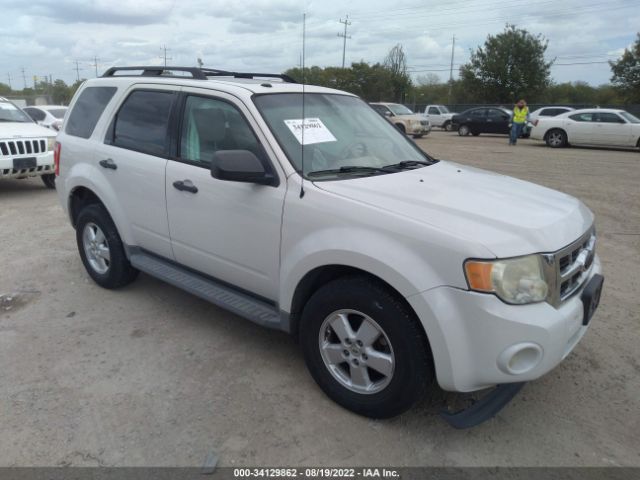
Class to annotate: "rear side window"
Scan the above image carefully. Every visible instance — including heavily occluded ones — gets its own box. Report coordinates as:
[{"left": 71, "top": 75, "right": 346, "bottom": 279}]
[
  {"left": 113, "top": 90, "right": 175, "bottom": 156},
  {"left": 25, "top": 108, "right": 46, "bottom": 121},
  {"left": 570, "top": 112, "right": 594, "bottom": 122},
  {"left": 66, "top": 86, "right": 117, "bottom": 138}
]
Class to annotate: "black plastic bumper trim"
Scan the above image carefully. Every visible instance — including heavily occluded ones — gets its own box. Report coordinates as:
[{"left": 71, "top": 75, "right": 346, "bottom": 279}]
[{"left": 440, "top": 382, "right": 526, "bottom": 429}]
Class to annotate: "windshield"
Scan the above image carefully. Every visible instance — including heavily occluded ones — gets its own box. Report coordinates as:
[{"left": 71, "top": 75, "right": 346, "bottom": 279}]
[
  {"left": 388, "top": 104, "right": 414, "bottom": 115},
  {"left": 439, "top": 106, "right": 450, "bottom": 113},
  {"left": 620, "top": 111, "right": 640, "bottom": 124},
  {"left": 0, "top": 102, "right": 33, "bottom": 123},
  {"left": 47, "top": 108, "right": 67, "bottom": 119},
  {"left": 253, "top": 93, "right": 433, "bottom": 179}
]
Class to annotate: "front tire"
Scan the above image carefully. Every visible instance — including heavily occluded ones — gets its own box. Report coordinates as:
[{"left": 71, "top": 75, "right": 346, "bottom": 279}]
[
  {"left": 412, "top": 134, "right": 423, "bottom": 139},
  {"left": 41, "top": 174, "right": 56, "bottom": 189},
  {"left": 546, "top": 129, "right": 567, "bottom": 148},
  {"left": 458, "top": 124, "right": 470, "bottom": 136},
  {"left": 76, "top": 204, "right": 139, "bottom": 289},
  {"left": 300, "top": 276, "right": 433, "bottom": 419}
]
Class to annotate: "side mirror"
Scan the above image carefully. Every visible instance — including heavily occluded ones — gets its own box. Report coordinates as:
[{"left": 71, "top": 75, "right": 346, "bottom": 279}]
[{"left": 211, "top": 150, "right": 278, "bottom": 186}]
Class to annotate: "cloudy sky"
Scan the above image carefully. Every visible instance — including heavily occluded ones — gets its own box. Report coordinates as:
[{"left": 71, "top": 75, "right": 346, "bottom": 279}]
[{"left": 1, "top": 0, "right": 638, "bottom": 89}]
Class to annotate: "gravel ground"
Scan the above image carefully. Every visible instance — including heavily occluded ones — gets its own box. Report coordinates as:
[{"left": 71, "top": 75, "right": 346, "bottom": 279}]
[{"left": 1, "top": 131, "right": 639, "bottom": 467}]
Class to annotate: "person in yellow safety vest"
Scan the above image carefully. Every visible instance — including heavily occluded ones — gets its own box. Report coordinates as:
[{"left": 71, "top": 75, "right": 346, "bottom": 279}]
[{"left": 509, "top": 99, "right": 530, "bottom": 145}]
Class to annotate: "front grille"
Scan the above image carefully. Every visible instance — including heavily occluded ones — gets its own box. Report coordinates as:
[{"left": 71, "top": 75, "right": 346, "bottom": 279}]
[
  {"left": 0, "top": 139, "right": 47, "bottom": 156},
  {"left": 420, "top": 120, "right": 428, "bottom": 126},
  {"left": 543, "top": 227, "right": 596, "bottom": 307}
]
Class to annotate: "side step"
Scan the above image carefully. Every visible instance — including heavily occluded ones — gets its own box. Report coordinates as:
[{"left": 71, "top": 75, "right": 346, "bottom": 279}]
[{"left": 129, "top": 252, "right": 285, "bottom": 331}]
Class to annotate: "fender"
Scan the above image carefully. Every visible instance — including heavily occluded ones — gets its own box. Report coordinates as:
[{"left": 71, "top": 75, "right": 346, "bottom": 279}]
[{"left": 62, "top": 161, "right": 135, "bottom": 248}]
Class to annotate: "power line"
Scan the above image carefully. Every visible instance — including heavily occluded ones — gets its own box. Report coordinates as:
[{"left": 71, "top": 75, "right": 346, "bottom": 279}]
[{"left": 338, "top": 15, "right": 352, "bottom": 68}]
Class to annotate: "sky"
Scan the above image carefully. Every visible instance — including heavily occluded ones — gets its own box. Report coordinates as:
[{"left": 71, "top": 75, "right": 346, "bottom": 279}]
[{"left": 1, "top": 0, "right": 638, "bottom": 89}]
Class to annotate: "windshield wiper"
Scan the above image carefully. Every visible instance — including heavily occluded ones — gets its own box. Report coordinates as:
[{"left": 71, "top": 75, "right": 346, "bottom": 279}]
[
  {"left": 382, "top": 160, "right": 433, "bottom": 170},
  {"left": 307, "top": 166, "right": 390, "bottom": 177}
]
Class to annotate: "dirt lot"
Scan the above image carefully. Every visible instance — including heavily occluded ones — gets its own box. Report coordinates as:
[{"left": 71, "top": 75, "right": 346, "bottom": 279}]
[{"left": 1, "top": 131, "right": 639, "bottom": 467}]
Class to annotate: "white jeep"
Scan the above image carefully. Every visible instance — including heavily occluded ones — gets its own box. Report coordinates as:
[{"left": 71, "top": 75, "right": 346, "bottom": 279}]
[
  {"left": 0, "top": 97, "right": 57, "bottom": 188},
  {"left": 55, "top": 67, "right": 603, "bottom": 426}
]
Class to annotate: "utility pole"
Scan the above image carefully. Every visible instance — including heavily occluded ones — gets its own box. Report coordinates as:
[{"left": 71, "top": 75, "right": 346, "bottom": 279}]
[
  {"left": 91, "top": 56, "right": 100, "bottom": 77},
  {"left": 160, "top": 45, "right": 172, "bottom": 67},
  {"left": 73, "top": 60, "right": 82, "bottom": 82},
  {"left": 6, "top": 73, "right": 11, "bottom": 89},
  {"left": 447, "top": 35, "right": 455, "bottom": 105},
  {"left": 338, "top": 15, "right": 351, "bottom": 68},
  {"left": 21, "top": 67, "right": 27, "bottom": 89}
]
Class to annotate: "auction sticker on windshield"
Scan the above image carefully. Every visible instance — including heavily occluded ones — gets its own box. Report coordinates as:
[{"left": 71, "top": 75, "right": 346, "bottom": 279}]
[{"left": 284, "top": 118, "right": 337, "bottom": 145}]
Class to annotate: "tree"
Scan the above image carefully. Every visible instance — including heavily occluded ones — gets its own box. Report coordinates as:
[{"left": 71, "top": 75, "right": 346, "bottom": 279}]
[
  {"left": 610, "top": 33, "right": 640, "bottom": 103},
  {"left": 384, "top": 44, "right": 412, "bottom": 103},
  {"left": 0, "top": 82, "right": 11, "bottom": 96},
  {"left": 459, "top": 24, "right": 553, "bottom": 103}
]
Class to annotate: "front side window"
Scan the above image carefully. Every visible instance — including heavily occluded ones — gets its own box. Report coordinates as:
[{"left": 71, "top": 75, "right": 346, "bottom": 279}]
[
  {"left": 180, "top": 95, "right": 263, "bottom": 167},
  {"left": 370, "top": 104, "right": 389, "bottom": 116},
  {"left": 113, "top": 90, "right": 174, "bottom": 155},
  {"left": 428, "top": 107, "right": 440, "bottom": 115},
  {"left": 66, "top": 86, "right": 117, "bottom": 138},
  {"left": 254, "top": 93, "right": 433, "bottom": 179},
  {"left": 596, "top": 112, "right": 625, "bottom": 124},
  {"left": 0, "top": 101, "right": 34, "bottom": 123},
  {"left": 24, "top": 108, "right": 46, "bottom": 121}
]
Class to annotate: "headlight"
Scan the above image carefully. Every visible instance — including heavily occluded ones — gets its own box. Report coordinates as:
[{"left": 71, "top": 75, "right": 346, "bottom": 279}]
[
  {"left": 464, "top": 255, "right": 548, "bottom": 304},
  {"left": 47, "top": 137, "right": 56, "bottom": 151}
]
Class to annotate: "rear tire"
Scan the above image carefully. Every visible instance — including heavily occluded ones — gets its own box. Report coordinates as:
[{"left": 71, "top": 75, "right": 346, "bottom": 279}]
[
  {"left": 546, "top": 129, "right": 567, "bottom": 148},
  {"left": 41, "top": 174, "right": 56, "bottom": 189},
  {"left": 443, "top": 121, "right": 452, "bottom": 131},
  {"left": 458, "top": 124, "right": 470, "bottom": 136},
  {"left": 300, "top": 275, "right": 433, "bottom": 419},
  {"left": 76, "top": 204, "right": 139, "bottom": 289}
]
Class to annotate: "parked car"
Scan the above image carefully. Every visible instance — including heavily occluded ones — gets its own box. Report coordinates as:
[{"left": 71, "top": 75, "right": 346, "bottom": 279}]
[
  {"left": 0, "top": 96, "right": 58, "bottom": 188},
  {"left": 23, "top": 105, "right": 68, "bottom": 131},
  {"left": 452, "top": 107, "right": 532, "bottom": 138},
  {"left": 529, "top": 106, "right": 574, "bottom": 124},
  {"left": 423, "top": 104, "right": 455, "bottom": 131},
  {"left": 531, "top": 108, "right": 640, "bottom": 149},
  {"left": 55, "top": 66, "right": 603, "bottom": 424},
  {"left": 369, "top": 102, "right": 431, "bottom": 138}
]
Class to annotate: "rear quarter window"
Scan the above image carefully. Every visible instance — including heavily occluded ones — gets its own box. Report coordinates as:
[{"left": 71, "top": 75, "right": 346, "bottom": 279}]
[{"left": 66, "top": 86, "right": 117, "bottom": 138}]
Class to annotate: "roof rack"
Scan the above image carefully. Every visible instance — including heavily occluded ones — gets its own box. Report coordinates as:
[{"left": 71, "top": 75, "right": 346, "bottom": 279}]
[{"left": 101, "top": 66, "right": 297, "bottom": 83}]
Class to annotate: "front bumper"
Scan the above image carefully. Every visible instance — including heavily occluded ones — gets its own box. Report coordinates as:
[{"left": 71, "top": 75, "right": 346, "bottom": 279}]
[
  {"left": 0, "top": 151, "right": 55, "bottom": 179},
  {"left": 407, "top": 255, "right": 602, "bottom": 392}
]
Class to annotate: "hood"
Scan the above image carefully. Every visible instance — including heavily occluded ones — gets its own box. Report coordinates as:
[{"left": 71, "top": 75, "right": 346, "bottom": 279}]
[
  {"left": 0, "top": 122, "right": 56, "bottom": 139},
  {"left": 398, "top": 114, "right": 428, "bottom": 122},
  {"left": 315, "top": 161, "right": 593, "bottom": 257}
]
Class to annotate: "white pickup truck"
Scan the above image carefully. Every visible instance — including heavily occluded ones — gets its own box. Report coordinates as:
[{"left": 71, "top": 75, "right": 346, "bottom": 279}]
[
  {"left": 424, "top": 104, "right": 455, "bottom": 131},
  {"left": 0, "top": 97, "right": 57, "bottom": 188},
  {"left": 55, "top": 66, "right": 604, "bottom": 427}
]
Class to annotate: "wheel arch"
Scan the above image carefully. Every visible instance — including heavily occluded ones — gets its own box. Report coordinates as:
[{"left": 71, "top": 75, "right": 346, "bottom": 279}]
[{"left": 544, "top": 127, "right": 568, "bottom": 142}]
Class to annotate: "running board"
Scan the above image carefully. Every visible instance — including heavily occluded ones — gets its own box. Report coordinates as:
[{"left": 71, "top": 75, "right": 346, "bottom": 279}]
[{"left": 129, "top": 252, "right": 285, "bottom": 331}]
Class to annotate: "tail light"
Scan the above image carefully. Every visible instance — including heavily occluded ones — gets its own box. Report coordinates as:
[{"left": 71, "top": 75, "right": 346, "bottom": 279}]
[{"left": 54, "top": 142, "right": 61, "bottom": 176}]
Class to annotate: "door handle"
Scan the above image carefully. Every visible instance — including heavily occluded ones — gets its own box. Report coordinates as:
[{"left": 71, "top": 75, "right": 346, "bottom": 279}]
[
  {"left": 99, "top": 158, "right": 117, "bottom": 170},
  {"left": 173, "top": 180, "right": 198, "bottom": 194}
]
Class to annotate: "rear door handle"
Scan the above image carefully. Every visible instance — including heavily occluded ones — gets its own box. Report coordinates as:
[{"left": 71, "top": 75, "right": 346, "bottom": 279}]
[
  {"left": 173, "top": 180, "right": 198, "bottom": 194},
  {"left": 99, "top": 158, "right": 117, "bottom": 170}
]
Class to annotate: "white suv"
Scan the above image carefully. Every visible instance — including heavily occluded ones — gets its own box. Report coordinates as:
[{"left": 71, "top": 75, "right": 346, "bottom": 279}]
[
  {"left": 55, "top": 67, "right": 604, "bottom": 426},
  {"left": 1, "top": 97, "right": 57, "bottom": 188}
]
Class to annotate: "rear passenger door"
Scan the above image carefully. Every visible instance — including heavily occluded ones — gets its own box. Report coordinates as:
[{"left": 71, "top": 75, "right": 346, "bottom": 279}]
[
  {"left": 95, "top": 86, "right": 177, "bottom": 259},
  {"left": 566, "top": 112, "right": 596, "bottom": 143},
  {"left": 165, "top": 91, "right": 286, "bottom": 301},
  {"left": 486, "top": 108, "right": 510, "bottom": 134}
]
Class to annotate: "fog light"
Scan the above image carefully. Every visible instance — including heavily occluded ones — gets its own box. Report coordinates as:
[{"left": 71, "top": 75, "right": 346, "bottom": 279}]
[{"left": 497, "top": 343, "right": 543, "bottom": 375}]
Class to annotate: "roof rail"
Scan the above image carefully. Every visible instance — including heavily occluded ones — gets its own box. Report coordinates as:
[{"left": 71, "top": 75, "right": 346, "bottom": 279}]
[{"left": 101, "top": 66, "right": 297, "bottom": 83}]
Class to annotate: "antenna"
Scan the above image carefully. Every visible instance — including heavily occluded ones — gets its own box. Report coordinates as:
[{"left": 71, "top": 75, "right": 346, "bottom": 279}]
[{"left": 299, "top": 12, "right": 306, "bottom": 198}]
